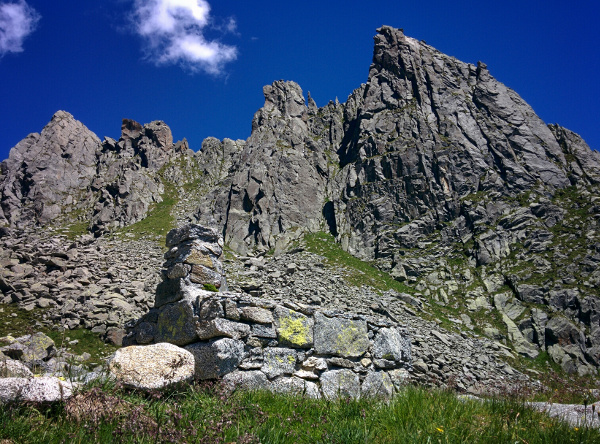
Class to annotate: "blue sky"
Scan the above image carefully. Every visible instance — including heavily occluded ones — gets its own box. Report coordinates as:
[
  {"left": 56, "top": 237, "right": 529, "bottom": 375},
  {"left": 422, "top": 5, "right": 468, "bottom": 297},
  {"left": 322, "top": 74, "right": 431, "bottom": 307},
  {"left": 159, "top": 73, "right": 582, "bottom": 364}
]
[{"left": 1, "top": 0, "right": 599, "bottom": 162}]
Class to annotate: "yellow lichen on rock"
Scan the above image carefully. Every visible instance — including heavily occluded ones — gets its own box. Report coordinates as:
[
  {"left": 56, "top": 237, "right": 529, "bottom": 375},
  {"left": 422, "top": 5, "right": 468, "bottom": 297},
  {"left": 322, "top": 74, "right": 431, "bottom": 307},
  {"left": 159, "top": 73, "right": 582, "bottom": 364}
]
[
  {"left": 278, "top": 316, "right": 309, "bottom": 347},
  {"left": 335, "top": 321, "right": 368, "bottom": 357},
  {"left": 184, "top": 250, "right": 215, "bottom": 269},
  {"left": 274, "top": 306, "right": 314, "bottom": 349}
]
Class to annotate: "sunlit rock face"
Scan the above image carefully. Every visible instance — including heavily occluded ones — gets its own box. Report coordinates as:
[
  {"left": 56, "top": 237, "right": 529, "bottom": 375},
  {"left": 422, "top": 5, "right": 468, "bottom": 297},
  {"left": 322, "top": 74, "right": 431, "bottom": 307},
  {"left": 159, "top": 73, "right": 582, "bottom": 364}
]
[{"left": 3, "top": 25, "right": 600, "bottom": 378}]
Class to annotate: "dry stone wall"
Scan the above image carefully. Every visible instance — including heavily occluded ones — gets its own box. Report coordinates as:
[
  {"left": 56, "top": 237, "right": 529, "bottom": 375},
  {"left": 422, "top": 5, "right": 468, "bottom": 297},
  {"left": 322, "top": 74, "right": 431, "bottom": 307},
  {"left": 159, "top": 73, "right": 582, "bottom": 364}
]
[{"left": 125, "top": 224, "right": 412, "bottom": 398}]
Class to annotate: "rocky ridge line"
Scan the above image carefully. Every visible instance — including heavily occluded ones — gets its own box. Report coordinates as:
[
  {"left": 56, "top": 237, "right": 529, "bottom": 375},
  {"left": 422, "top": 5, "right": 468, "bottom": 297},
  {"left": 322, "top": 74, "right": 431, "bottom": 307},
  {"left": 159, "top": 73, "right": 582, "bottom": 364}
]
[{"left": 1, "top": 26, "right": 600, "bottom": 376}]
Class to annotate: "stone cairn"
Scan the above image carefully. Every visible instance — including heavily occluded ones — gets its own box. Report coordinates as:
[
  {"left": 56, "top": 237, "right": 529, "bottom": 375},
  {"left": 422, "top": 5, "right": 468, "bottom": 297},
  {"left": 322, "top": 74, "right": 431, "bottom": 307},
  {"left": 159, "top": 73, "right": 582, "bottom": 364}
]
[{"left": 123, "top": 224, "right": 412, "bottom": 398}]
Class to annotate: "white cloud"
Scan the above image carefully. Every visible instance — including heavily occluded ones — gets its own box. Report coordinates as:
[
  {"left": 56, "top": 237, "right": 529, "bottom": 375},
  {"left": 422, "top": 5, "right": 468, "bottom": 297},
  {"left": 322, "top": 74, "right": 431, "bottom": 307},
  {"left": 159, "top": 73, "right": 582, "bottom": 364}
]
[
  {"left": 132, "top": 0, "right": 237, "bottom": 75},
  {"left": 224, "top": 17, "right": 236, "bottom": 34},
  {"left": 0, "top": 0, "right": 40, "bottom": 57}
]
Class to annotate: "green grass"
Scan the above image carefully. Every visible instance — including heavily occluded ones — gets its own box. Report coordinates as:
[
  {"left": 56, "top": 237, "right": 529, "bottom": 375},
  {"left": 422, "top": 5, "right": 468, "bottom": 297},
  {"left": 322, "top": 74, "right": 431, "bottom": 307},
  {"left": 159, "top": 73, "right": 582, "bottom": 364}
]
[
  {"left": 0, "top": 305, "right": 48, "bottom": 338},
  {"left": 118, "top": 182, "right": 177, "bottom": 241},
  {"left": 303, "top": 232, "right": 414, "bottom": 294},
  {"left": 1, "top": 383, "right": 596, "bottom": 443},
  {"left": 203, "top": 284, "right": 219, "bottom": 292},
  {"left": 56, "top": 220, "right": 91, "bottom": 240},
  {"left": 0, "top": 304, "right": 116, "bottom": 365},
  {"left": 44, "top": 329, "right": 118, "bottom": 367}
]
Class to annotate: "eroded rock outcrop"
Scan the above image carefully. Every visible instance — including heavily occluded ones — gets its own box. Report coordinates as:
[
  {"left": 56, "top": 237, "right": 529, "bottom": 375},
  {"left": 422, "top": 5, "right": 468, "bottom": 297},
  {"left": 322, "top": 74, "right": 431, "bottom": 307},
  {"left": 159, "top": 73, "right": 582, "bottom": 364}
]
[
  {"left": 195, "top": 81, "right": 344, "bottom": 254},
  {"left": 0, "top": 113, "right": 194, "bottom": 234}
]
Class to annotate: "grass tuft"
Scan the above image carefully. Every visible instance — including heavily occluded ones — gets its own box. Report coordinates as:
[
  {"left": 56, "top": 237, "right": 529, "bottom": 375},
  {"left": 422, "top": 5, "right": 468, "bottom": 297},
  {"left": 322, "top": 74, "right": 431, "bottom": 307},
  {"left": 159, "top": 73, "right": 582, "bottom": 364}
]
[{"left": 118, "top": 182, "right": 177, "bottom": 241}]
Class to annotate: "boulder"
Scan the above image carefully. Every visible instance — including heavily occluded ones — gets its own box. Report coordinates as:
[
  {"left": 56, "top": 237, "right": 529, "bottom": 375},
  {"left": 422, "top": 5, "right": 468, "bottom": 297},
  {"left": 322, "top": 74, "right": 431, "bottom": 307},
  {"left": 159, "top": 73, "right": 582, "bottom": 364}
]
[
  {"left": 155, "top": 299, "right": 198, "bottom": 346},
  {"left": 166, "top": 225, "right": 222, "bottom": 248},
  {"left": 261, "top": 348, "right": 297, "bottom": 379},
  {"left": 0, "top": 359, "right": 34, "bottom": 378},
  {"left": 516, "top": 285, "right": 546, "bottom": 304},
  {"left": 222, "top": 370, "right": 270, "bottom": 392},
  {"left": 271, "top": 376, "right": 320, "bottom": 398},
  {"left": 545, "top": 316, "right": 584, "bottom": 347},
  {"left": 388, "top": 368, "right": 410, "bottom": 390},
  {"left": 320, "top": 369, "right": 360, "bottom": 400},
  {"left": 135, "top": 322, "right": 158, "bottom": 345},
  {"left": 108, "top": 343, "right": 195, "bottom": 390},
  {"left": 361, "top": 371, "right": 394, "bottom": 398},
  {"left": 273, "top": 306, "right": 314, "bottom": 348},
  {"left": 0, "top": 377, "right": 76, "bottom": 404},
  {"left": 240, "top": 306, "right": 274, "bottom": 324},
  {"left": 0, "top": 332, "right": 55, "bottom": 362},
  {"left": 372, "top": 328, "right": 411, "bottom": 363},
  {"left": 196, "top": 318, "right": 251, "bottom": 340}
]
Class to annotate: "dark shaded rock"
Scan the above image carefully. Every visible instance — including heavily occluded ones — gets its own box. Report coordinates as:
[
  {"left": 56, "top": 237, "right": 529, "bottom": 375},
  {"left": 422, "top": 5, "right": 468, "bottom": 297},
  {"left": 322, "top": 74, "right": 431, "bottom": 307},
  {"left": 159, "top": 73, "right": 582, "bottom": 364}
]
[
  {"left": 545, "top": 316, "right": 584, "bottom": 348},
  {"left": 155, "top": 300, "right": 198, "bottom": 346},
  {"left": 185, "top": 338, "right": 246, "bottom": 380},
  {"left": 105, "top": 328, "right": 126, "bottom": 347}
]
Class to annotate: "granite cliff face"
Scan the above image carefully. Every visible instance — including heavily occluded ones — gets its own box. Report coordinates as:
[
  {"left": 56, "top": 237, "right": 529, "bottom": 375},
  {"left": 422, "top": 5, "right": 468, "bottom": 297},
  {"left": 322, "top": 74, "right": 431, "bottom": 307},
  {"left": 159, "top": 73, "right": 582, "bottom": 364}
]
[
  {"left": 195, "top": 81, "right": 343, "bottom": 254},
  {"left": 0, "top": 111, "right": 100, "bottom": 228},
  {"left": 2, "top": 26, "right": 600, "bottom": 377}
]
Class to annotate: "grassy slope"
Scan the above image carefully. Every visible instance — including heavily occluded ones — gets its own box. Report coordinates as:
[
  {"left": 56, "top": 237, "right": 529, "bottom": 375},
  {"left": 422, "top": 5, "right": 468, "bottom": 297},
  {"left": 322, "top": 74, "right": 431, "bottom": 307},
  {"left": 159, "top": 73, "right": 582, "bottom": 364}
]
[
  {"left": 1, "top": 383, "right": 597, "bottom": 443},
  {"left": 0, "top": 305, "right": 116, "bottom": 367},
  {"left": 303, "top": 231, "right": 414, "bottom": 294}
]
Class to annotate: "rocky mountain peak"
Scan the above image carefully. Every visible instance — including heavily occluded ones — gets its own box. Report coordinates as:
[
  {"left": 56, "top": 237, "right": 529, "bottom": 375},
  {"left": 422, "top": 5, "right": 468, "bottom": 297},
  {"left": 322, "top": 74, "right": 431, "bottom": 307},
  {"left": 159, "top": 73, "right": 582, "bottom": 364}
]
[
  {"left": 251, "top": 80, "right": 309, "bottom": 137},
  {"left": 0, "top": 111, "right": 100, "bottom": 227},
  {"left": 262, "top": 80, "right": 307, "bottom": 119},
  {"left": 120, "top": 118, "right": 144, "bottom": 141},
  {"left": 0, "top": 112, "right": 195, "bottom": 233},
  {"left": 105, "top": 118, "right": 175, "bottom": 170}
]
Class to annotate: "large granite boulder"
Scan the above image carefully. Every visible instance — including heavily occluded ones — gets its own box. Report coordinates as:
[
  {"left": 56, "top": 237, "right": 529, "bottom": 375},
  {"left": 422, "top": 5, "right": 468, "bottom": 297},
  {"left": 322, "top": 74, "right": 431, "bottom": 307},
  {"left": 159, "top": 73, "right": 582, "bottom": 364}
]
[
  {"left": 108, "top": 343, "right": 195, "bottom": 390},
  {"left": 0, "top": 359, "right": 34, "bottom": 378}
]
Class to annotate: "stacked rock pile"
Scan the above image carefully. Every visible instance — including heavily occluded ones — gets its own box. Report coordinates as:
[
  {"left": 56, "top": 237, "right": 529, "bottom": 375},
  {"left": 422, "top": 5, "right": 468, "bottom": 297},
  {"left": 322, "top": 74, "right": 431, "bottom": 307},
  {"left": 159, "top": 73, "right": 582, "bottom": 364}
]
[
  {"left": 123, "top": 224, "right": 412, "bottom": 399},
  {"left": 153, "top": 224, "right": 228, "bottom": 309}
]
